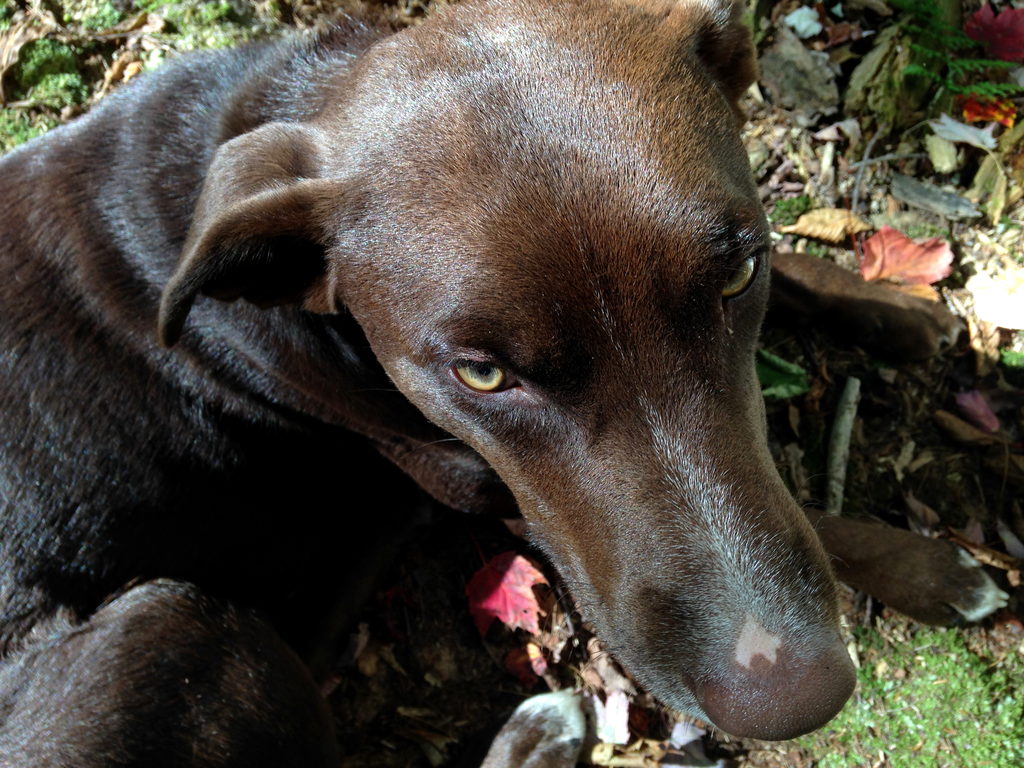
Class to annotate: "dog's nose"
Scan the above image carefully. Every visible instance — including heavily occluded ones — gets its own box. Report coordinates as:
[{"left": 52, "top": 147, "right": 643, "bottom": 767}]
[{"left": 695, "top": 617, "right": 856, "bottom": 740}]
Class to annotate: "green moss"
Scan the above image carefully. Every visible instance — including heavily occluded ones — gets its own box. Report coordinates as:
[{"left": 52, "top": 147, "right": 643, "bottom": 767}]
[
  {"left": 60, "top": 0, "right": 123, "bottom": 29},
  {"left": 133, "top": 1, "right": 254, "bottom": 50},
  {"left": 80, "top": 1, "right": 123, "bottom": 30},
  {"left": 0, "top": 109, "right": 59, "bottom": 154},
  {"left": 804, "top": 240, "right": 829, "bottom": 258},
  {"left": 9, "top": 39, "right": 88, "bottom": 108},
  {"left": 799, "top": 627, "right": 1024, "bottom": 767},
  {"left": 769, "top": 194, "right": 812, "bottom": 226},
  {"left": 901, "top": 222, "right": 948, "bottom": 240}
]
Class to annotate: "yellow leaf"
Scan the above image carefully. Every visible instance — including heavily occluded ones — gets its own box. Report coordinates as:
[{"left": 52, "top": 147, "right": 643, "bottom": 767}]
[{"left": 779, "top": 208, "right": 872, "bottom": 243}]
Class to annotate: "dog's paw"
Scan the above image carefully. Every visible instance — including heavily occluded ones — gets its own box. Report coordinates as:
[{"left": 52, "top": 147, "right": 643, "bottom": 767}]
[
  {"left": 834, "top": 283, "right": 963, "bottom": 362},
  {"left": 481, "top": 690, "right": 585, "bottom": 768},
  {"left": 815, "top": 515, "right": 1008, "bottom": 625},
  {"left": 942, "top": 546, "right": 1010, "bottom": 623},
  {"left": 772, "top": 252, "right": 964, "bottom": 361}
]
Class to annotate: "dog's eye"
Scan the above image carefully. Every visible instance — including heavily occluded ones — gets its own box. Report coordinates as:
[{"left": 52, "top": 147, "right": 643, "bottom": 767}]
[
  {"left": 721, "top": 255, "right": 758, "bottom": 298},
  {"left": 453, "top": 361, "right": 508, "bottom": 392}
]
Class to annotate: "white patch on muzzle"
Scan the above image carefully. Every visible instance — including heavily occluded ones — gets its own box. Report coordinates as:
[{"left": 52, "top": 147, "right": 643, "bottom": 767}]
[{"left": 734, "top": 613, "right": 781, "bottom": 669}]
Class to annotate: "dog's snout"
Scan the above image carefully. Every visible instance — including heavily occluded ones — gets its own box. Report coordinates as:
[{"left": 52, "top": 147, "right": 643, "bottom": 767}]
[{"left": 696, "top": 623, "right": 856, "bottom": 740}]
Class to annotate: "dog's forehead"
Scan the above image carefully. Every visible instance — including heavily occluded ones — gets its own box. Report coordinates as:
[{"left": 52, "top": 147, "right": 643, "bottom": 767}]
[{"left": 336, "top": 0, "right": 748, "bottom": 189}]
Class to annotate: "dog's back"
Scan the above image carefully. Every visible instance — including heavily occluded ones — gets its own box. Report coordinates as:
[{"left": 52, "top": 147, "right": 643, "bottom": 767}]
[{"left": 0, "top": 24, "right": 406, "bottom": 653}]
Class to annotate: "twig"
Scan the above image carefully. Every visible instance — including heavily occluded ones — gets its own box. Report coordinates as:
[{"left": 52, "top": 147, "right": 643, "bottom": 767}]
[
  {"left": 825, "top": 376, "right": 861, "bottom": 517},
  {"left": 850, "top": 129, "right": 884, "bottom": 215},
  {"left": 848, "top": 152, "right": 927, "bottom": 169}
]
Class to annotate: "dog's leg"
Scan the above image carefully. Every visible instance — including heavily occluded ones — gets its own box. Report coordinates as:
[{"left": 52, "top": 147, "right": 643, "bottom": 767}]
[
  {"left": 0, "top": 580, "right": 339, "bottom": 767},
  {"left": 771, "top": 251, "right": 963, "bottom": 361},
  {"left": 807, "top": 509, "right": 1009, "bottom": 625}
]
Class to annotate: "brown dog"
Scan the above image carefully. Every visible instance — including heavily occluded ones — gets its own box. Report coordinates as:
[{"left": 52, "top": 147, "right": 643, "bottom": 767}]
[{"left": 0, "top": 0, "right": 1005, "bottom": 764}]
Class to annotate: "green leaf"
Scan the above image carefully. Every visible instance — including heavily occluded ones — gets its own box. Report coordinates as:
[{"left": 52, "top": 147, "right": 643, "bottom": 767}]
[
  {"left": 756, "top": 350, "right": 810, "bottom": 400},
  {"left": 1001, "top": 349, "right": 1024, "bottom": 369}
]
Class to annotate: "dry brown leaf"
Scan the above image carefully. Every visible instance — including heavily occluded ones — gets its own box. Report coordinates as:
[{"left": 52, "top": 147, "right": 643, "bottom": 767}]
[
  {"left": 779, "top": 208, "right": 872, "bottom": 243},
  {"left": 123, "top": 61, "right": 144, "bottom": 82},
  {"left": 933, "top": 409, "right": 1005, "bottom": 446},
  {"left": 946, "top": 529, "right": 1023, "bottom": 570}
]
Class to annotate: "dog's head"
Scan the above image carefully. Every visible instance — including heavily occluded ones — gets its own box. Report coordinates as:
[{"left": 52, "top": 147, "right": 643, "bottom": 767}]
[{"left": 159, "top": 0, "right": 854, "bottom": 739}]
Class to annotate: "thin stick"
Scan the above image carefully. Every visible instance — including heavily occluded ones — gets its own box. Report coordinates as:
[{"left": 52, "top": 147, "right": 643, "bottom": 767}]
[
  {"left": 850, "top": 130, "right": 883, "bottom": 215},
  {"left": 826, "top": 376, "right": 862, "bottom": 517},
  {"left": 848, "top": 152, "right": 927, "bottom": 169}
]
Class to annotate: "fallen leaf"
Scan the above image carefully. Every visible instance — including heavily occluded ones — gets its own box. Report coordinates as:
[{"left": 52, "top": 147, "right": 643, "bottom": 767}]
[
  {"left": 859, "top": 227, "right": 953, "bottom": 285},
  {"left": 997, "top": 518, "right": 1024, "bottom": 560},
  {"left": 964, "top": 4, "right": 1024, "bottom": 63},
  {"left": 756, "top": 349, "right": 810, "bottom": 400},
  {"left": 925, "top": 134, "right": 959, "bottom": 173},
  {"left": 582, "top": 637, "right": 637, "bottom": 695},
  {"left": 466, "top": 551, "right": 547, "bottom": 636},
  {"left": 947, "top": 527, "right": 1023, "bottom": 570},
  {"left": 891, "top": 440, "right": 916, "bottom": 483},
  {"left": 669, "top": 721, "right": 705, "bottom": 749},
  {"left": 966, "top": 153, "right": 1009, "bottom": 225},
  {"left": 813, "top": 118, "right": 862, "bottom": 145},
  {"left": 933, "top": 409, "right": 1005, "bottom": 446},
  {"left": 962, "top": 95, "right": 1017, "bottom": 128},
  {"left": 890, "top": 174, "right": 980, "bottom": 220},
  {"left": 954, "top": 390, "right": 1000, "bottom": 433},
  {"left": 779, "top": 208, "right": 872, "bottom": 242},
  {"left": 929, "top": 113, "right": 998, "bottom": 151},
  {"left": 593, "top": 689, "right": 631, "bottom": 746},
  {"left": 784, "top": 6, "right": 823, "bottom": 39}
]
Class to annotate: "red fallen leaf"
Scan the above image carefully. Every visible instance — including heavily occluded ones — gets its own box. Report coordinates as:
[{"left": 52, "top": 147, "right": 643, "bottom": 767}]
[
  {"left": 962, "top": 94, "right": 1017, "bottom": 129},
  {"left": 859, "top": 227, "right": 953, "bottom": 286},
  {"left": 965, "top": 4, "right": 1024, "bottom": 62},
  {"left": 954, "top": 390, "right": 1001, "bottom": 433},
  {"left": 466, "top": 551, "right": 547, "bottom": 636}
]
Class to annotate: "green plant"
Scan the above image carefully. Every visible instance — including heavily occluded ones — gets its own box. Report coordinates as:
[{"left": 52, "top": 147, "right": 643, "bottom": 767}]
[
  {"left": 893, "top": 0, "right": 1024, "bottom": 102},
  {"left": 1001, "top": 348, "right": 1024, "bottom": 369},
  {"left": 768, "top": 194, "right": 811, "bottom": 226}
]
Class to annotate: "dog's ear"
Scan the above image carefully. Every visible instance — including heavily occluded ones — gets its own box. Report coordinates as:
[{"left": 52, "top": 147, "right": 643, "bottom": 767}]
[
  {"left": 158, "top": 122, "right": 345, "bottom": 347},
  {"left": 645, "top": 0, "right": 757, "bottom": 107}
]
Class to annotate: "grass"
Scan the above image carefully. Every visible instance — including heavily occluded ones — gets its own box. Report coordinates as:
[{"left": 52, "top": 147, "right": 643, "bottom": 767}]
[{"left": 798, "top": 624, "right": 1024, "bottom": 768}]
